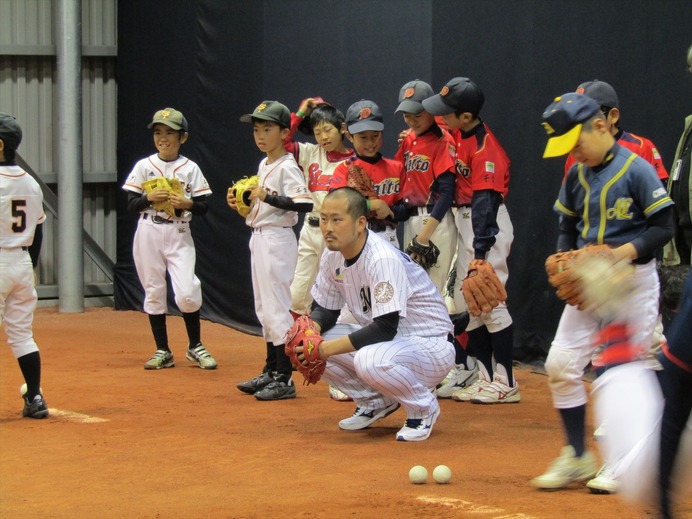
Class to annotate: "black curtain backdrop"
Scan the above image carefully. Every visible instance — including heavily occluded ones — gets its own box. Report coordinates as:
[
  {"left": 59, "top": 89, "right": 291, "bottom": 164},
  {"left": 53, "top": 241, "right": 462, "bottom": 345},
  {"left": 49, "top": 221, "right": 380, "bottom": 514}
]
[{"left": 115, "top": 0, "right": 692, "bottom": 360}]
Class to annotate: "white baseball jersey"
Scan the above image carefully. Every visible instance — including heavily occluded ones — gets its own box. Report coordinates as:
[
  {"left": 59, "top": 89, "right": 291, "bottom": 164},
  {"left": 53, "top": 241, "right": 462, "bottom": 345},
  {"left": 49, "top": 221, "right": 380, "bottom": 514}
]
[
  {"left": 245, "top": 153, "right": 311, "bottom": 228},
  {"left": 295, "top": 142, "right": 351, "bottom": 215},
  {"left": 0, "top": 164, "right": 45, "bottom": 358},
  {"left": 122, "top": 153, "right": 211, "bottom": 222},
  {"left": 313, "top": 230, "right": 452, "bottom": 338},
  {"left": 0, "top": 165, "right": 45, "bottom": 246},
  {"left": 122, "top": 154, "right": 211, "bottom": 315}
]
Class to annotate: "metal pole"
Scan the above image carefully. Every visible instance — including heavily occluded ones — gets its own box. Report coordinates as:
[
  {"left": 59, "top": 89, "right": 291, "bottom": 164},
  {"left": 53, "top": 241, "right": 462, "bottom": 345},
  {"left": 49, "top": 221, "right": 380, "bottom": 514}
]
[{"left": 56, "top": 0, "right": 84, "bottom": 312}]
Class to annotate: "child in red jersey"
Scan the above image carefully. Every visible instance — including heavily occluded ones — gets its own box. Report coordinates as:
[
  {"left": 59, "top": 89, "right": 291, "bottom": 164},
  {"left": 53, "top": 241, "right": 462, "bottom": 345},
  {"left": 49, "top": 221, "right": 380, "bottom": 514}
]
[
  {"left": 330, "top": 100, "right": 402, "bottom": 247},
  {"left": 423, "top": 77, "right": 519, "bottom": 404},
  {"left": 564, "top": 80, "right": 668, "bottom": 182},
  {"left": 394, "top": 80, "right": 458, "bottom": 294}
]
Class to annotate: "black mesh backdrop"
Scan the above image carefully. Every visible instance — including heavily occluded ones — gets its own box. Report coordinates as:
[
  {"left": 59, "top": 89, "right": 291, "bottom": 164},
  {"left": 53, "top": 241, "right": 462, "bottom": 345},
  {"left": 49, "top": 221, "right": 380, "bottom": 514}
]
[{"left": 115, "top": 0, "right": 692, "bottom": 357}]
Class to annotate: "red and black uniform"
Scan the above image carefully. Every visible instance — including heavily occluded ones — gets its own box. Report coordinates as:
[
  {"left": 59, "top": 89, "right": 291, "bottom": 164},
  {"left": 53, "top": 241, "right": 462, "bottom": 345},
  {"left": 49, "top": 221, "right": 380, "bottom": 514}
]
[{"left": 565, "top": 129, "right": 668, "bottom": 182}]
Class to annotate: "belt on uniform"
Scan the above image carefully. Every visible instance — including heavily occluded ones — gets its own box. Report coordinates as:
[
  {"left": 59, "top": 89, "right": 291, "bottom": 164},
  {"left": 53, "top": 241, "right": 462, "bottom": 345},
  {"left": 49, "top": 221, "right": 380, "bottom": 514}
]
[
  {"left": 368, "top": 220, "right": 396, "bottom": 232},
  {"left": 307, "top": 216, "right": 320, "bottom": 227},
  {"left": 141, "top": 213, "right": 182, "bottom": 224},
  {"left": 406, "top": 205, "right": 435, "bottom": 217},
  {"left": 0, "top": 247, "right": 28, "bottom": 251}
]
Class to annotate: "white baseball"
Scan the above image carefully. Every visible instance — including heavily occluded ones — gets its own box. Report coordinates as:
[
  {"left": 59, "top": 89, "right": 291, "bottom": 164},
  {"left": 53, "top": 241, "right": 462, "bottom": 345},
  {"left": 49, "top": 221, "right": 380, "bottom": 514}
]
[
  {"left": 433, "top": 465, "right": 452, "bottom": 484},
  {"left": 20, "top": 383, "right": 27, "bottom": 396},
  {"left": 409, "top": 465, "right": 428, "bottom": 484}
]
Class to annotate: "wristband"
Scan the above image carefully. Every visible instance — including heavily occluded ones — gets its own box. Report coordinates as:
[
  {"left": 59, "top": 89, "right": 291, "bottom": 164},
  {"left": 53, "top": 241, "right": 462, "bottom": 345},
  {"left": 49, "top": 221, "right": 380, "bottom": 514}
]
[
  {"left": 296, "top": 109, "right": 306, "bottom": 118},
  {"left": 366, "top": 199, "right": 371, "bottom": 212}
]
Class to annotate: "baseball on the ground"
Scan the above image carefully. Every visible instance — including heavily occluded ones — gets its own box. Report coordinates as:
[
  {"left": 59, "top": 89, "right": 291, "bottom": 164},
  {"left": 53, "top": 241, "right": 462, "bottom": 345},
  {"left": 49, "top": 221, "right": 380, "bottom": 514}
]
[
  {"left": 409, "top": 465, "right": 428, "bottom": 484},
  {"left": 20, "top": 383, "right": 27, "bottom": 396},
  {"left": 433, "top": 464, "right": 452, "bottom": 484}
]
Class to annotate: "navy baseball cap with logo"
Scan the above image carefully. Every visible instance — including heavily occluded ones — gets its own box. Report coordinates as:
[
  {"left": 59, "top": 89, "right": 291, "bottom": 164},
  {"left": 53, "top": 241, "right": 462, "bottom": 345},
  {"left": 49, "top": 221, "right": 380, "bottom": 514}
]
[
  {"left": 240, "top": 100, "right": 291, "bottom": 128},
  {"left": 346, "top": 100, "right": 384, "bottom": 134},
  {"left": 541, "top": 93, "right": 601, "bottom": 158},
  {"left": 422, "top": 77, "right": 485, "bottom": 116},
  {"left": 395, "top": 80, "right": 434, "bottom": 114},
  {"left": 0, "top": 112, "right": 22, "bottom": 151},
  {"left": 148, "top": 107, "right": 188, "bottom": 132},
  {"left": 575, "top": 80, "right": 620, "bottom": 109}
]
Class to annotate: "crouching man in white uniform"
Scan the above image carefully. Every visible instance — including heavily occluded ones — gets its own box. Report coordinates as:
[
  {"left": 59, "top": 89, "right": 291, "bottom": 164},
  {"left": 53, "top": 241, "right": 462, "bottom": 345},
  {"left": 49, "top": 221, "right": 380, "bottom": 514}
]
[{"left": 307, "top": 187, "right": 455, "bottom": 441}]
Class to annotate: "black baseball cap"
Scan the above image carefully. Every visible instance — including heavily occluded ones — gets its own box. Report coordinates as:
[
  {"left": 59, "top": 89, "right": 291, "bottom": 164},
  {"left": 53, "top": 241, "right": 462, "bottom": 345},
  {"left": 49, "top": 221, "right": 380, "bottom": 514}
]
[
  {"left": 346, "top": 100, "right": 384, "bottom": 133},
  {"left": 541, "top": 93, "right": 601, "bottom": 158},
  {"left": 0, "top": 112, "right": 23, "bottom": 151},
  {"left": 575, "top": 80, "right": 619, "bottom": 109},
  {"left": 240, "top": 100, "right": 291, "bottom": 128},
  {"left": 395, "top": 80, "right": 434, "bottom": 114},
  {"left": 422, "top": 77, "right": 485, "bottom": 116},
  {"left": 148, "top": 108, "right": 189, "bottom": 132}
]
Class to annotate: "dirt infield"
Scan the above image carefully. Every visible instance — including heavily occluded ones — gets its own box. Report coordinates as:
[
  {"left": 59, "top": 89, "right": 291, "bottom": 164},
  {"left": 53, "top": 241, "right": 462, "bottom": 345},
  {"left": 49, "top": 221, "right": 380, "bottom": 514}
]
[{"left": 1, "top": 307, "right": 689, "bottom": 518}]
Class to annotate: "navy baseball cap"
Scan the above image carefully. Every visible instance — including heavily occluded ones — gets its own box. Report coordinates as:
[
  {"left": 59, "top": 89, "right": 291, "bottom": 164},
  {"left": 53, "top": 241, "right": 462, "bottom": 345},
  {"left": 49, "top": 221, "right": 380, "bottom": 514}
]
[
  {"left": 240, "top": 100, "right": 291, "bottom": 128},
  {"left": 395, "top": 80, "right": 434, "bottom": 114},
  {"left": 575, "top": 80, "right": 619, "bottom": 109},
  {"left": 346, "top": 100, "right": 384, "bottom": 133},
  {"left": 148, "top": 108, "right": 188, "bottom": 132},
  {"left": 541, "top": 93, "right": 601, "bottom": 158},
  {"left": 422, "top": 77, "right": 485, "bottom": 116},
  {"left": 0, "top": 112, "right": 23, "bottom": 151}
]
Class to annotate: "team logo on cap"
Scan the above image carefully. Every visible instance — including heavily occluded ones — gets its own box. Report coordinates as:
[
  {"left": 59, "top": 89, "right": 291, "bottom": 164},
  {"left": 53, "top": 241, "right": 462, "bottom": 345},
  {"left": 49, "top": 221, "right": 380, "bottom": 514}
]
[
  {"left": 541, "top": 122, "right": 555, "bottom": 135},
  {"left": 576, "top": 87, "right": 585, "bottom": 94},
  {"left": 440, "top": 86, "right": 450, "bottom": 96},
  {"left": 359, "top": 107, "right": 372, "bottom": 120},
  {"left": 161, "top": 110, "right": 172, "bottom": 119},
  {"left": 256, "top": 103, "right": 267, "bottom": 113},
  {"left": 404, "top": 87, "right": 416, "bottom": 99}
]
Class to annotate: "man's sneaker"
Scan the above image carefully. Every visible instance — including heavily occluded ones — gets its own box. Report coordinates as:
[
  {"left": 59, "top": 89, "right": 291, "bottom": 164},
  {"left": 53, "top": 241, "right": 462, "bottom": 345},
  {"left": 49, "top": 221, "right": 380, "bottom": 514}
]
[
  {"left": 254, "top": 375, "right": 296, "bottom": 401},
  {"left": 586, "top": 463, "right": 618, "bottom": 494},
  {"left": 338, "top": 402, "right": 400, "bottom": 431},
  {"left": 237, "top": 371, "right": 275, "bottom": 394},
  {"left": 22, "top": 394, "right": 49, "bottom": 419},
  {"left": 396, "top": 405, "right": 441, "bottom": 442},
  {"left": 451, "top": 376, "right": 491, "bottom": 402},
  {"left": 186, "top": 343, "right": 218, "bottom": 370},
  {"left": 144, "top": 350, "right": 175, "bottom": 370},
  {"left": 436, "top": 364, "right": 478, "bottom": 398},
  {"left": 530, "top": 446, "right": 598, "bottom": 489},
  {"left": 470, "top": 374, "right": 520, "bottom": 404},
  {"left": 329, "top": 385, "right": 352, "bottom": 401}
]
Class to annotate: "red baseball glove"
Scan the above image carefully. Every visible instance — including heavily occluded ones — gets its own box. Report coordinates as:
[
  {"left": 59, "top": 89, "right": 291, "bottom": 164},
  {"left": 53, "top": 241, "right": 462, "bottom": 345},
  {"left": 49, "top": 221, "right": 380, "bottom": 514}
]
[{"left": 284, "top": 315, "right": 326, "bottom": 385}]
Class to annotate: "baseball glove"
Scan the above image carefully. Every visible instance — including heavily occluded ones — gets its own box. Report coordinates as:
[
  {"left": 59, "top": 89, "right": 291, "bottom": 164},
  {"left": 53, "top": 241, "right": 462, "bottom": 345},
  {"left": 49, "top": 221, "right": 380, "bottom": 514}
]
[
  {"left": 229, "top": 175, "right": 259, "bottom": 217},
  {"left": 545, "top": 244, "right": 626, "bottom": 313},
  {"left": 346, "top": 163, "right": 378, "bottom": 199},
  {"left": 461, "top": 259, "right": 507, "bottom": 317},
  {"left": 284, "top": 315, "right": 326, "bottom": 385},
  {"left": 405, "top": 236, "right": 440, "bottom": 270},
  {"left": 142, "top": 177, "right": 185, "bottom": 217}
]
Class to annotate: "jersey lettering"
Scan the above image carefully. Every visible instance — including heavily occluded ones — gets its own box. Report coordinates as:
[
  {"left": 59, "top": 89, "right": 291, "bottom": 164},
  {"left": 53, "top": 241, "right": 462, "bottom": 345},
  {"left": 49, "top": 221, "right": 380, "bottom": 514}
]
[
  {"left": 360, "top": 286, "right": 372, "bottom": 314},
  {"left": 404, "top": 153, "right": 431, "bottom": 173},
  {"left": 606, "top": 198, "right": 634, "bottom": 220},
  {"left": 308, "top": 163, "right": 332, "bottom": 191},
  {"left": 11, "top": 199, "right": 27, "bottom": 232},
  {"left": 455, "top": 160, "right": 471, "bottom": 178},
  {"left": 375, "top": 178, "right": 400, "bottom": 197}
]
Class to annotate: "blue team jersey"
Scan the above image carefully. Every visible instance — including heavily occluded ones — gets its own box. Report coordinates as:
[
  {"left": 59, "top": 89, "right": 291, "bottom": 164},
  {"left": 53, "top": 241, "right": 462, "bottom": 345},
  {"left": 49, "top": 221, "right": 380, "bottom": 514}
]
[{"left": 555, "top": 144, "right": 673, "bottom": 248}]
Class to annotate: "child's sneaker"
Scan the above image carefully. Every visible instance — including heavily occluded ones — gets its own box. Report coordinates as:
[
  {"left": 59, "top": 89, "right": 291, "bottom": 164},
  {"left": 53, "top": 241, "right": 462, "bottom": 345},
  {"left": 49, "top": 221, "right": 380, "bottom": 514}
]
[
  {"left": 22, "top": 394, "right": 49, "bottom": 419},
  {"left": 186, "top": 343, "right": 218, "bottom": 370},
  {"left": 144, "top": 350, "right": 175, "bottom": 370},
  {"left": 254, "top": 374, "right": 296, "bottom": 401},
  {"left": 451, "top": 376, "right": 490, "bottom": 401},
  {"left": 531, "top": 446, "right": 598, "bottom": 489},
  {"left": 470, "top": 373, "right": 520, "bottom": 404}
]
